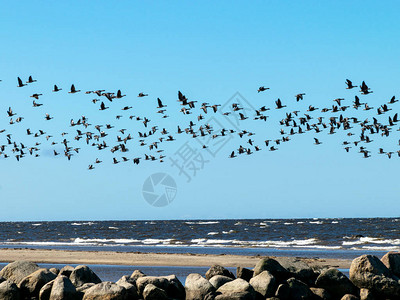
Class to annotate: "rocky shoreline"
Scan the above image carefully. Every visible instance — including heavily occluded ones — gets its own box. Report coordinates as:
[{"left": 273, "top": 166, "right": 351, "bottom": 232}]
[{"left": 0, "top": 252, "right": 399, "bottom": 299}]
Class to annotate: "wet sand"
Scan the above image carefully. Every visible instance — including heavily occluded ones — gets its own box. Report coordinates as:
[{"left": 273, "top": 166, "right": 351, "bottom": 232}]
[{"left": 0, "top": 248, "right": 352, "bottom": 269}]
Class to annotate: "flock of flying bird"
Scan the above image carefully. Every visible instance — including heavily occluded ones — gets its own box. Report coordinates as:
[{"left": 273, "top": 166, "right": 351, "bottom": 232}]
[{"left": 0, "top": 76, "right": 399, "bottom": 170}]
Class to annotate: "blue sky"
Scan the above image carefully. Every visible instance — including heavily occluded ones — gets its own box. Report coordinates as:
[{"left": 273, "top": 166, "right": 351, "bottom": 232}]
[{"left": 1, "top": 1, "right": 400, "bottom": 221}]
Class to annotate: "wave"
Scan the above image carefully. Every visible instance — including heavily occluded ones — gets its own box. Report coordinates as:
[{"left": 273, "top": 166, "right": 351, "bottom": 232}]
[
  {"left": 309, "top": 221, "right": 323, "bottom": 225},
  {"left": 185, "top": 221, "right": 220, "bottom": 225},
  {"left": 342, "top": 237, "right": 400, "bottom": 246},
  {"left": 71, "top": 222, "right": 95, "bottom": 226}
]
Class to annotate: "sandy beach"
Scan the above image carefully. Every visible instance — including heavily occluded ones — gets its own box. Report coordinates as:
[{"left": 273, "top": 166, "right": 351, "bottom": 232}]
[{"left": 0, "top": 248, "right": 351, "bottom": 269}]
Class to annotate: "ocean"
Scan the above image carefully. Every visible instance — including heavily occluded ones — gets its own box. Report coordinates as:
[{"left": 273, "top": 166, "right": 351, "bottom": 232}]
[
  {"left": 0, "top": 218, "right": 398, "bottom": 258},
  {"left": 3, "top": 218, "right": 395, "bottom": 281}
]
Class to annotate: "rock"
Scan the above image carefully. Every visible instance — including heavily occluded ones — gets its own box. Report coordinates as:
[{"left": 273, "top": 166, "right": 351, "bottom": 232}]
[
  {"left": 59, "top": 265, "right": 75, "bottom": 278},
  {"left": 381, "top": 252, "right": 400, "bottom": 277},
  {"left": 209, "top": 275, "right": 233, "bottom": 289},
  {"left": 216, "top": 278, "right": 256, "bottom": 299},
  {"left": 76, "top": 283, "right": 95, "bottom": 293},
  {"left": 39, "top": 280, "right": 54, "bottom": 300},
  {"left": 0, "top": 276, "right": 5, "bottom": 284},
  {"left": 130, "top": 270, "right": 145, "bottom": 280},
  {"left": 341, "top": 294, "right": 359, "bottom": 300},
  {"left": 236, "top": 267, "right": 253, "bottom": 282},
  {"left": 275, "top": 283, "right": 290, "bottom": 300},
  {"left": 142, "top": 283, "right": 168, "bottom": 300},
  {"left": 19, "top": 268, "right": 57, "bottom": 299},
  {"left": 349, "top": 254, "right": 400, "bottom": 297},
  {"left": 359, "top": 288, "right": 375, "bottom": 300},
  {"left": 82, "top": 282, "right": 128, "bottom": 300},
  {"left": 249, "top": 270, "right": 276, "bottom": 298},
  {"left": 185, "top": 273, "right": 215, "bottom": 300},
  {"left": 310, "top": 287, "right": 332, "bottom": 300},
  {"left": 315, "top": 268, "right": 358, "bottom": 298},
  {"left": 0, "top": 261, "right": 40, "bottom": 284},
  {"left": 275, "top": 257, "right": 317, "bottom": 284},
  {"left": 163, "top": 274, "right": 185, "bottom": 299},
  {"left": 49, "top": 268, "right": 59, "bottom": 275},
  {"left": 215, "top": 293, "right": 255, "bottom": 300},
  {"left": 0, "top": 280, "right": 21, "bottom": 300},
  {"left": 116, "top": 276, "right": 138, "bottom": 299},
  {"left": 253, "top": 258, "right": 290, "bottom": 281},
  {"left": 286, "top": 277, "right": 314, "bottom": 300},
  {"left": 49, "top": 275, "right": 80, "bottom": 300},
  {"left": 70, "top": 265, "right": 102, "bottom": 288},
  {"left": 136, "top": 276, "right": 169, "bottom": 296},
  {"left": 206, "top": 264, "right": 235, "bottom": 280},
  {"left": 116, "top": 275, "right": 136, "bottom": 286}
]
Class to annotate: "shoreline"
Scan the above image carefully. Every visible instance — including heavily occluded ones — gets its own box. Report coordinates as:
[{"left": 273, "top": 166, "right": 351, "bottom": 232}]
[{"left": 0, "top": 248, "right": 352, "bottom": 269}]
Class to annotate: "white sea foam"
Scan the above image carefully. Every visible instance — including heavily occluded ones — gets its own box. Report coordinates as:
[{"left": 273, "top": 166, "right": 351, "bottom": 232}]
[
  {"left": 207, "top": 232, "right": 219, "bottom": 235},
  {"left": 74, "top": 238, "right": 140, "bottom": 244},
  {"left": 185, "top": 221, "right": 220, "bottom": 225},
  {"left": 342, "top": 237, "right": 400, "bottom": 246},
  {"left": 32, "top": 223, "right": 42, "bottom": 226},
  {"left": 71, "top": 222, "right": 95, "bottom": 226},
  {"left": 309, "top": 221, "right": 323, "bottom": 224},
  {"left": 108, "top": 227, "right": 119, "bottom": 230},
  {"left": 284, "top": 222, "right": 293, "bottom": 225},
  {"left": 331, "top": 221, "right": 339, "bottom": 224}
]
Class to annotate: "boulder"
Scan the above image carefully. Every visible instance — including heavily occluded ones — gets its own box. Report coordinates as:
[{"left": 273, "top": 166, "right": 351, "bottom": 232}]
[
  {"left": 59, "top": 265, "right": 75, "bottom": 277},
  {"left": 130, "top": 270, "right": 145, "bottom": 280},
  {"left": 315, "top": 268, "right": 358, "bottom": 298},
  {"left": 116, "top": 276, "right": 138, "bottom": 299},
  {"left": 275, "top": 257, "right": 317, "bottom": 284},
  {"left": 0, "top": 261, "right": 40, "bottom": 284},
  {"left": 310, "top": 287, "right": 332, "bottom": 300},
  {"left": 349, "top": 254, "right": 400, "bottom": 297},
  {"left": 253, "top": 258, "right": 290, "bottom": 281},
  {"left": 70, "top": 265, "right": 101, "bottom": 288},
  {"left": 39, "top": 280, "right": 54, "bottom": 300},
  {"left": 185, "top": 273, "right": 215, "bottom": 300},
  {"left": 359, "top": 288, "right": 375, "bottom": 300},
  {"left": 49, "top": 275, "right": 80, "bottom": 300},
  {"left": 206, "top": 264, "right": 235, "bottom": 280},
  {"left": 82, "top": 282, "right": 128, "bottom": 300},
  {"left": 19, "top": 268, "right": 57, "bottom": 299},
  {"left": 163, "top": 274, "right": 185, "bottom": 299},
  {"left": 136, "top": 274, "right": 184, "bottom": 299},
  {"left": 76, "top": 283, "right": 95, "bottom": 293},
  {"left": 0, "top": 276, "right": 5, "bottom": 284},
  {"left": 136, "top": 276, "right": 169, "bottom": 296},
  {"left": 275, "top": 283, "right": 290, "bottom": 300},
  {"left": 142, "top": 283, "right": 168, "bottom": 300},
  {"left": 209, "top": 275, "right": 233, "bottom": 289},
  {"left": 341, "top": 295, "right": 359, "bottom": 300},
  {"left": 381, "top": 252, "right": 400, "bottom": 277},
  {"left": 49, "top": 268, "right": 59, "bottom": 275},
  {"left": 216, "top": 278, "right": 256, "bottom": 299},
  {"left": 116, "top": 275, "right": 136, "bottom": 286},
  {"left": 215, "top": 293, "right": 255, "bottom": 300},
  {"left": 0, "top": 280, "right": 21, "bottom": 300},
  {"left": 249, "top": 270, "right": 276, "bottom": 298},
  {"left": 286, "top": 277, "right": 314, "bottom": 300},
  {"left": 236, "top": 267, "right": 253, "bottom": 282}
]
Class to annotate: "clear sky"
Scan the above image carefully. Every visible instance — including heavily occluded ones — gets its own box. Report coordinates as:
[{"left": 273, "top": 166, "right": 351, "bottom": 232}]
[{"left": 1, "top": 1, "right": 400, "bottom": 221}]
